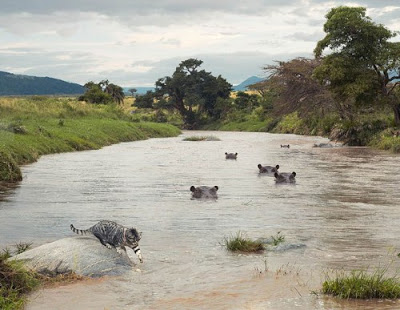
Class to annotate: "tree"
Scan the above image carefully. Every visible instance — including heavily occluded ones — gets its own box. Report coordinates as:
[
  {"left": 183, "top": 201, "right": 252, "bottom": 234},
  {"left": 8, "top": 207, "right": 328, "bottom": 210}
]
[
  {"left": 233, "top": 91, "right": 259, "bottom": 111},
  {"left": 314, "top": 6, "right": 400, "bottom": 125},
  {"left": 81, "top": 81, "right": 112, "bottom": 104},
  {"left": 154, "top": 58, "right": 232, "bottom": 128},
  {"left": 80, "top": 80, "right": 124, "bottom": 105},
  {"left": 253, "top": 58, "right": 335, "bottom": 118},
  {"left": 104, "top": 83, "right": 125, "bottom": 105},
  {"left": 133, "top": 90, "right": 155, "bottom": 109},
  {"left": 129, "top": 88, "right": 137, "bottom": 97}
]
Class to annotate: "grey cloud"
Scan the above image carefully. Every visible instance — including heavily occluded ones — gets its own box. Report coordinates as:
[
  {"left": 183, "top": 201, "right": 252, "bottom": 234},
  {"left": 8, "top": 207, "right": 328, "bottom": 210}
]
[
  {"left": 124, "top": 51, "right": 312, "bottom": 87},
  {"left": 1, "top": 0, "right": 288, "bottom": 16},
  {"left": 286, "top": 31, "right": 325, "bottom": 42},
  {"left": 0, "top": 48, "right": 100, "bottom": 84},
  {"left": 310, "top": 0, "right": 400, "bottom": 8}
]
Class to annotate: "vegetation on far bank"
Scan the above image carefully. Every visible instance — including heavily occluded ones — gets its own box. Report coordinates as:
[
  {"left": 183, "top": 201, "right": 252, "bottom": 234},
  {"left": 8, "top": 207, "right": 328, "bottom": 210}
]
[
  {"left": 0, "top": 96, "right": 180, "bottom": 182},
  {"left": 126, "top": 6, "right": 400, "bottom": 153}
]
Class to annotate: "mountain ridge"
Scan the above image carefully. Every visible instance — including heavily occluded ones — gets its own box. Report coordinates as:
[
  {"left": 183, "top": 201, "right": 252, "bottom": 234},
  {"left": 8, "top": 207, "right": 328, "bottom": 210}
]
[{"left": 0, "top": 71, "right": 84, "bottom": 95}]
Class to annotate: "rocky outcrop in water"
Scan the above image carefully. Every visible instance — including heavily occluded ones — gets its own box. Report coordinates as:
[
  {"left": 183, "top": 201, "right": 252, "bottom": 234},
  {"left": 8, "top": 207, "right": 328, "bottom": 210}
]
[{"left": 10, "top": 236, "right": 135, "bottom": 277}]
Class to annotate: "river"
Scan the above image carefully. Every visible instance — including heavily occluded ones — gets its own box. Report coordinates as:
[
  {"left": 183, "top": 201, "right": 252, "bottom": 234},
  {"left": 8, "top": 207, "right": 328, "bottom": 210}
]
[{"left": 1, "top": 131, "right": 400, "bottom": 309}]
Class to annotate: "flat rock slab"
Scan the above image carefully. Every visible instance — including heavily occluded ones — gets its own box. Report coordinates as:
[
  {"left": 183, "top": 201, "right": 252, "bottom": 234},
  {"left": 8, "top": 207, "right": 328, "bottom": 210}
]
[{"left": 11, "top": 236, "right": 133, "bottom": 277}]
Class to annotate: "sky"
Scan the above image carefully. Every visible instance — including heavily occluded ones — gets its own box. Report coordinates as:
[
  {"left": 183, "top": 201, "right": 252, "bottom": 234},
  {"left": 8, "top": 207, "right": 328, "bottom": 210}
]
[{"left": 0, "top": 1, "right": 399, "bottom": 87}]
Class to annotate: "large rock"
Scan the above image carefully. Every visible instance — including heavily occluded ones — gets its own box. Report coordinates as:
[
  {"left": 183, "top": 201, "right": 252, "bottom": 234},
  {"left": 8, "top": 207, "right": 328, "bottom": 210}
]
[{"left": 11, "top": 236, "right": 134, "bottom": 277}]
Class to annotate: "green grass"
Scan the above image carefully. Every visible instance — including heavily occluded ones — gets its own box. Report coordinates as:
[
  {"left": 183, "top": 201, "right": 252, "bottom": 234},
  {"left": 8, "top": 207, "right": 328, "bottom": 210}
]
[
  {"left": 322, "top": 268, "right": 400, "bottom": 299},
  {"left": 224, "top": 232, "right": 265, "bottom": 253},
  {"left": 0, "top": 248, "right": 40, "bottom": 310},
  {"left": 0, "top": 97, "right": 180, "bottom": 182},
  {"left": 0, "top": 242, "right": 84, "bottom": 309},
  {"left": 183, "top": 135, "right": 220, "bottom": 141}
]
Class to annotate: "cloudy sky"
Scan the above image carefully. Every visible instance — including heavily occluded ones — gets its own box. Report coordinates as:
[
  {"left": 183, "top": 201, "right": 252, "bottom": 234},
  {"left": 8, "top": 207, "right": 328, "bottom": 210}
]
[{"left": 1, "top": 1, "right": 399, "bottom": 87}]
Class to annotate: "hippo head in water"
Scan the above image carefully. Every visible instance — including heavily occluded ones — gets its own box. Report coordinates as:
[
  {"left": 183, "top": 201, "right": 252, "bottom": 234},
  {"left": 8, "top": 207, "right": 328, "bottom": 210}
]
[
  {"left": 190, "top": 186, "right": 219, "bottom": 199},
  {"left": 258, "top": 164, "right": 279, "bottom": 174},
  {"left": 274, "top": 172, "right": 296, "bottom": 183},
  {"left": 225, "top": 152, "right": 238, "bottom": 160}
]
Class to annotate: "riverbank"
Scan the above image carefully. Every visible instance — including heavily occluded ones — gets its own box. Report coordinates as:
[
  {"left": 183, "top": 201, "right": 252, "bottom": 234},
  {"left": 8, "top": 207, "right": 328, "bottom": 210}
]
[
  {"left": 200, "top": 110, "right": 400, "bottom": 153},
  {"left": 0, "top": 96, "right": 180, "bottom": 182}
]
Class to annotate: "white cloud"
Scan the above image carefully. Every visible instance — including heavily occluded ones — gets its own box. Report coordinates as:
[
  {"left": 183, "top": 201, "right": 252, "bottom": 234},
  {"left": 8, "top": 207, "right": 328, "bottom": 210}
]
[{"left": 0, "top": 0, "right": 399, "bottom": 86}]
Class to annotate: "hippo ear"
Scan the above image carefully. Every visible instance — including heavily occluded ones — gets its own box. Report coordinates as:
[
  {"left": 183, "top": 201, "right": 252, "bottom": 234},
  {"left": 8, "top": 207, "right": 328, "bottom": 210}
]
[
  {"left": 257, "top": 164, "right": 262, "bottom": 169},
  {"left": 225, "top": 152, "right": 227, "bottom": 155},
  {"left": 276, "top": 164, "right": 279, "bottom": 169},
  {"left": 274, "top": 172, "right": 279, "bottom": 178},
  {"left": 292, "top": 172, "right": 296, "bottom": 177},
  {"left": 214, "top": 186, "right": 219, "bottom": 191},
  {"left": 190, "top": 186, "right": 196, "bottom": 192},
  {"left": 235, "top": 153, "right": 238, "bottom": 155}
]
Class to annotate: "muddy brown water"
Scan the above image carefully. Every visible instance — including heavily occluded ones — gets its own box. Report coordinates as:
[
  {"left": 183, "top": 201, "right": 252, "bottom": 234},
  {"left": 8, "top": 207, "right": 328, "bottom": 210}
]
[{"left": 1, "top": 131, "right": 400, "bottom": 309}]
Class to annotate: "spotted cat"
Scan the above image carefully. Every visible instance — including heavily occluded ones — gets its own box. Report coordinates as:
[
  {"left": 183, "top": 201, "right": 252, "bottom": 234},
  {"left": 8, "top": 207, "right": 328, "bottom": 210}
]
[{"left": 70, "top": 220, "right": 143, "bottom": 263}]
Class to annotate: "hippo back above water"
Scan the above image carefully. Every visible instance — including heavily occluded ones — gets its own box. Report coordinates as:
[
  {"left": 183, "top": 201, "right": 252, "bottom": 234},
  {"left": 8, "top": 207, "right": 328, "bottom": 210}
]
[
  {"left": 225, "top": 152, "right": 238, "bottom": 160},
  {"left": 274, "top": 172, "right": 296, "bottom": 184},
  {"left": 258, "top": 164, "right": 279, "bottom": 174},
  {"left": 190, "top": 186, "right": 219, "bottom": 199}
]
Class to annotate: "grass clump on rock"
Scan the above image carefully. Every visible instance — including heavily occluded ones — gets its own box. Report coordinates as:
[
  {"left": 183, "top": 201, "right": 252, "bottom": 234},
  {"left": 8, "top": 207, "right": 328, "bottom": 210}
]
[
  {"left": 0, "top": 252, "right": 39, "bottom": 310},
  {"left": 224, "top": 232, "right": 265, "bottom": 253},
  {"left": 322, "top": 268, "right": 400, "bottom": 299},
  {"left": 183, "top": 135, "right": 220, "bottom": 141}
]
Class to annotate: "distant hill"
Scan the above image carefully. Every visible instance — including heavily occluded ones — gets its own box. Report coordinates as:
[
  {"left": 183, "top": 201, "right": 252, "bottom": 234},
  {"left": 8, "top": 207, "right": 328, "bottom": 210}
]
[
  {"left": 233, "top": 76, "right": 264, "bottom": 91},
  {"left": 0, "top": 71, "right": 84, "bottom": 96}
]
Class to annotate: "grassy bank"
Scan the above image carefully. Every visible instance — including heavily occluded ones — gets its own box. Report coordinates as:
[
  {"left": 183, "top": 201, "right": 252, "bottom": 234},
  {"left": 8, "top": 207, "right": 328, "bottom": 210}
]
[{"left": 0, "top": 97, "right": 181, "bottom": 182}]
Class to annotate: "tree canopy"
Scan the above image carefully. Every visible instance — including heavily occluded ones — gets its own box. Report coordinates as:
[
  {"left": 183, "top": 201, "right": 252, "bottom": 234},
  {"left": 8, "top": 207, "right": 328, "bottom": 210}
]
[
  {"left": 80, "top": 80, "right": 125, "bottom": 105},
  {"left": 313, "top": 6, "right": 400, "bottom": 124},
  {"left": 153, "top": 58, "right": 232, "bottom": 129}
]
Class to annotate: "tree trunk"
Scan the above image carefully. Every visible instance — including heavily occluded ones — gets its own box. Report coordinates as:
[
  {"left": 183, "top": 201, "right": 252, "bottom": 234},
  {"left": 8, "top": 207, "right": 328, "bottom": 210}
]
[{"left": 393, "top": 104, "right": 400, "bottom": 127}]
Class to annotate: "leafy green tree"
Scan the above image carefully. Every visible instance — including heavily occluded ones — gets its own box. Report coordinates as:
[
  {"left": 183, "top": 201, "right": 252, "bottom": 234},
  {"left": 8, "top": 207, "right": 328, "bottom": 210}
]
[
  {"left": 133, "top": 90, "right": 155, "bottom": 109},
  {"left": 129, "top": 88, "right": 137, "bottom": 97},
  {"left": 314, "top": 6, "right": 400, "bottom": 125},
  {"left": 80, "top": 80, "right": 124, "bottom": 105},
  {"left": 154, "top": 58, "right": 232, "bottom": 128},
  {"left": 81, "top": 81, "right": 112, "bottom": 104},
  {"left": 234, "top": 91, "right": 259, "bottom": 111},
  {"left": 104, "top": 83, "right": 125, "bottom": 105}
]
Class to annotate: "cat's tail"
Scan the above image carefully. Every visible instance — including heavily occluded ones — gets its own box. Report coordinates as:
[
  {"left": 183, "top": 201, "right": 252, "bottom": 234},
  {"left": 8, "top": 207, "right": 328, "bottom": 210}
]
[{"left": 70, "top": 224, "right": 90, "bottom": 235}]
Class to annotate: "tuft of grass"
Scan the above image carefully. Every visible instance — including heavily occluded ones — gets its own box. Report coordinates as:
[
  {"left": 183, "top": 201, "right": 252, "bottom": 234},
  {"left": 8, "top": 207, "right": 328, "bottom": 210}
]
[
  {"left": 183, "top": 135, "right": 221, "bottom": 141},
  {"left": 271, "top": 231, "right": 285, "bottom": 246},
  {"left": 38, "top": 272, "right": 85, "bottom": 288},
  {"left": 0, "top": 243, "right": 86, "bottom": 309},
  {"left": 322, "top": 267, "right": 400, "bottom": 299},
  {"left": 0, "top": 256, "right": 40, "bottom": 310},
  {"left": 14, "top": 242, "right": 33, "bottom": 255},
  {"left": 224, "top": 231, "right": 265, "bottom": 253}
]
